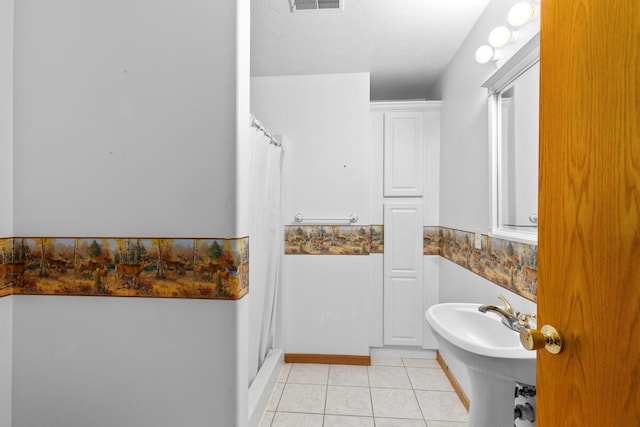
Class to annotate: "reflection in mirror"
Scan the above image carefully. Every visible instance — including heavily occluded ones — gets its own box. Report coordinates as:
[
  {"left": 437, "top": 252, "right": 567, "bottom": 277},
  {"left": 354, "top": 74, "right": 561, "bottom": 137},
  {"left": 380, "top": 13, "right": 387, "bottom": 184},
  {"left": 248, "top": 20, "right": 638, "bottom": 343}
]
[
  {"left": 499, "top": 62, "right": 539, "bottom": 232},
  {"left": 483, "top": 33, "right": 540, "bottom": 244}
]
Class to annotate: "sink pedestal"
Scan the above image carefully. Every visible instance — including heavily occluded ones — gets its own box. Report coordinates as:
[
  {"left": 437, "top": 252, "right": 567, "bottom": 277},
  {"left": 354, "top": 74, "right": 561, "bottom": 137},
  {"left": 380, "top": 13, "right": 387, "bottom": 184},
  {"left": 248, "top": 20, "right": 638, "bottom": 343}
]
[{"left": 467, "top": 368, "right": 516, "bottom": 427}]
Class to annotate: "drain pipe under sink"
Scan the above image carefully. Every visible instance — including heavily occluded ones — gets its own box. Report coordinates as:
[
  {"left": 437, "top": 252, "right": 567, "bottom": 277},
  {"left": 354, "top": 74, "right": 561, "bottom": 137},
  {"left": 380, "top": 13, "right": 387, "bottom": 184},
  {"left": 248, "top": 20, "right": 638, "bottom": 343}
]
[{"left": 514, "top": 402, "right": 536, "bottom": 423}]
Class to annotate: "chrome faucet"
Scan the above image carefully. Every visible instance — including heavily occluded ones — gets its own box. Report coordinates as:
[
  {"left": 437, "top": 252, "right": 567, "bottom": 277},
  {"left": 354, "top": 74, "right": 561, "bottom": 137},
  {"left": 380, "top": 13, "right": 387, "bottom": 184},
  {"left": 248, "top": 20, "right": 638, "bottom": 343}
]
[{"left": 479, "top": 295, "right": 526, "bottom": 332}]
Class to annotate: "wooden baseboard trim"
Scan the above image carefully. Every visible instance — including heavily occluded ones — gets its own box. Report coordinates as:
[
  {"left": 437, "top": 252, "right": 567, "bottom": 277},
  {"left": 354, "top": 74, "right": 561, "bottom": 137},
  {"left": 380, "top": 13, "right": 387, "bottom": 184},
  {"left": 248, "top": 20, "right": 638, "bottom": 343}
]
[
  {"left": 437, "top": 351, "right": 470, "bottom": 412},
  {"left": 284, "top": 353, "right": 371, "bottom": 366}
]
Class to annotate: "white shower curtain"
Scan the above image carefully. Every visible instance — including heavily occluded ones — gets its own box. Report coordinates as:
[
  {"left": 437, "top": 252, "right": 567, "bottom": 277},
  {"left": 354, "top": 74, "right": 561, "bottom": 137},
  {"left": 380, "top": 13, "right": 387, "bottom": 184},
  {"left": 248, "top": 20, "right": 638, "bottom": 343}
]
[{"left": 248, "top": 126, "right": 283, "bottom": 385}]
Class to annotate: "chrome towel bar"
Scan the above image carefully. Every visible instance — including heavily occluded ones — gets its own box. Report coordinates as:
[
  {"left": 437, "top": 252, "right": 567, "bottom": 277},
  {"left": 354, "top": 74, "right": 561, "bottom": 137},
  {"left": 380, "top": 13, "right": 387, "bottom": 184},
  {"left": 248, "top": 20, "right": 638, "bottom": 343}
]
[{"left": 293, "top": 213, "right": 359, "bottom": 224}]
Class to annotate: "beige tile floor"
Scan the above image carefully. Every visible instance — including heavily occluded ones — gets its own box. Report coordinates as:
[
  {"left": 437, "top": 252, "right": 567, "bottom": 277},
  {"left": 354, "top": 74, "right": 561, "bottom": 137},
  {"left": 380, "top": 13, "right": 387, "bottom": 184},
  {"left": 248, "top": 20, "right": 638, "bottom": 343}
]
[{"left": 259, "top": 356, "right": 469, "bottom": 427}]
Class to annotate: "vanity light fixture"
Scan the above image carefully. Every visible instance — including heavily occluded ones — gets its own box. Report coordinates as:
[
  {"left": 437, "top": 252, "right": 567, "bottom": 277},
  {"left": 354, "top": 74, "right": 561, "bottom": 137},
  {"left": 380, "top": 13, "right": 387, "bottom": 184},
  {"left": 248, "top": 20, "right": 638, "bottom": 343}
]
[
  {"left": 508, "top": 2, "right": 535, "bottom": 27},
  {"left": 489, "top": 26, "right": 514, "bottom": 48},
  {"left": 475, "top": 1, "right": 538, "bottom": 64},
  {"left": 475, "top": 45, "right": 497, "bottom": 64}
]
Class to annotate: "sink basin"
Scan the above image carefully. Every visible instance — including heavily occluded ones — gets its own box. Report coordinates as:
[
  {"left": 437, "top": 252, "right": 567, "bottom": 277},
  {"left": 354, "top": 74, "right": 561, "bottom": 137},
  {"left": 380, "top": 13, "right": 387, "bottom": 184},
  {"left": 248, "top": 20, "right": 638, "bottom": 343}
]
[
  {"left": 425, "top": 303, "right": 536, "bottom": 427},
  {"left": 425, "top": 303, "right": 536, "bottom": 383}
]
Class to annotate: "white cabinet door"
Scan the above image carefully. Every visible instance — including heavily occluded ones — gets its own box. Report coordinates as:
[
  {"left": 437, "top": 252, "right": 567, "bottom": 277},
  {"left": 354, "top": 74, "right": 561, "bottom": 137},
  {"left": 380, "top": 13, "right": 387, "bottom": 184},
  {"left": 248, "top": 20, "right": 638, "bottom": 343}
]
[
  {"left": 383, "top": 202, "right": 424, "bottom": 346},
  {"left": 383, "top": 112, "right": 425, "bottom": 197}
]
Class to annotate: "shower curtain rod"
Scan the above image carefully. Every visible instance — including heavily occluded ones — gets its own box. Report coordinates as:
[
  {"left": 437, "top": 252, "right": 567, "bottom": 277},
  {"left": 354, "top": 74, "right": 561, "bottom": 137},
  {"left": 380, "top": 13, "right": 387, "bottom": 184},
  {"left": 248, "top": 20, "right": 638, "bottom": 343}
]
[{"left": 249, "top": 113, "right": 282, "bottom": 147}]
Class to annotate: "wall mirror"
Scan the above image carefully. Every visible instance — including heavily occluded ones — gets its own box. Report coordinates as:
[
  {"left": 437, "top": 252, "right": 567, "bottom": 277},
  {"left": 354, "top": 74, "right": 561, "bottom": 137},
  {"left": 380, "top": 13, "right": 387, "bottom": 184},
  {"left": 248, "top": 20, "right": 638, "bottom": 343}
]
[{"left": 483, "top": 33, "right": 540, "bottom": 244}]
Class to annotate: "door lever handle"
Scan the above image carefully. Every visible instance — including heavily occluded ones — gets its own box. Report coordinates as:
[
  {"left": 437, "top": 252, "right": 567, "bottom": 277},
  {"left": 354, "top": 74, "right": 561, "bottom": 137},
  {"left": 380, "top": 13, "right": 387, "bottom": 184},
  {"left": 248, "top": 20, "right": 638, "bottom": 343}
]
[{"left": 519, "top": 324, "right": 563, "bottom": 354}]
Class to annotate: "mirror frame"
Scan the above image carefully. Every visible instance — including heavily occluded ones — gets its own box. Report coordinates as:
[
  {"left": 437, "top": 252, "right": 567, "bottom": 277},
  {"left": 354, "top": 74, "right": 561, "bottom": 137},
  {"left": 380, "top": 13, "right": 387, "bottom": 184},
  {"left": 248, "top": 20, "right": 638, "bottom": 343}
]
[{"left": 483, "top": 33, "right": 540, "bottom": 244}]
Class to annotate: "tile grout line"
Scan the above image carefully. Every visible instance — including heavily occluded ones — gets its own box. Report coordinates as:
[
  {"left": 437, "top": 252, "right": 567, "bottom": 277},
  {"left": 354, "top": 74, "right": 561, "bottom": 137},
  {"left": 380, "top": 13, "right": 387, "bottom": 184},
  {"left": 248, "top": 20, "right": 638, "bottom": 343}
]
[
  {"left": 273, "top": 364, "right": 293, "bottom": 426},
  {"left": 367, "top": 363, "right": 375, "bottom": 424},
  {"left": 274, "top": 364, "right": 289, "bottom": 413},
  {"left": 404, "top": 358, "right": 428, "bottom": 426},
  {"left": 322, "top": 365, "right": 329, "bottom": 427}
]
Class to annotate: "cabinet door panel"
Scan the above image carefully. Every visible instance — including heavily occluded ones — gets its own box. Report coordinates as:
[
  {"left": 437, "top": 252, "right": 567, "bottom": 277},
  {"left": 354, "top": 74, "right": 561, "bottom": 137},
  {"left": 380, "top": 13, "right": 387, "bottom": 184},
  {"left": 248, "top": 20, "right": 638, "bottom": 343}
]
[
  {"left": 384, "top": 112, "right": 424, "bottom": 197},
  {"left": 389, "top": 207, "right": 421, "bottom": 272},
  {"left": 383, "top": 202, "right": 424, "bottom": 346},
  {"left": 386, "top": 277, "right": 421, "bottom": 344}
]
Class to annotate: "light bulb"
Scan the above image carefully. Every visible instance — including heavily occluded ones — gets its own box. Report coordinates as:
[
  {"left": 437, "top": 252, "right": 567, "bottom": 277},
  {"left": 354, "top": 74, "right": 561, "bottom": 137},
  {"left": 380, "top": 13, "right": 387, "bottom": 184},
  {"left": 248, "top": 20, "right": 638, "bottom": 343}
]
[
  {"left": 508, "top": 2, "right": 535, "bottom": 27},
  {"left": 475, "top": 45, "right": 495, "bottom": 64},
  {"left": 489, "top": 26, "right": 513, "bottom": 48}
]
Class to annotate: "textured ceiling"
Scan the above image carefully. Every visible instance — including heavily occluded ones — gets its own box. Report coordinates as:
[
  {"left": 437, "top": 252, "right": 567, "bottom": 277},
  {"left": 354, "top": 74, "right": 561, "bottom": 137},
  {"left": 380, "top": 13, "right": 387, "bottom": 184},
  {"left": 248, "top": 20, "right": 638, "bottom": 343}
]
[{"left": 251, "top": 0, "right": 491, "bottom": 100}]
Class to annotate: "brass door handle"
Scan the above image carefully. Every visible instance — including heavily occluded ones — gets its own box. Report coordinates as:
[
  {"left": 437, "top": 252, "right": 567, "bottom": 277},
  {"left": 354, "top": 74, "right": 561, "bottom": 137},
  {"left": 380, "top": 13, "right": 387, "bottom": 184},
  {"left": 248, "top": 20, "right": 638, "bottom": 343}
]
[{"left": 519, "top": 325, "right": 563, "bottom": 354}]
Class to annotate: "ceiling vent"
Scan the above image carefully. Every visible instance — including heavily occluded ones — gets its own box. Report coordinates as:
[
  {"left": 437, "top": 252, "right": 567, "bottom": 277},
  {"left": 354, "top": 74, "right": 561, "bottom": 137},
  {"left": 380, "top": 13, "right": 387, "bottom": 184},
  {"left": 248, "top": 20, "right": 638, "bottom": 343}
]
[{"left": 290, "top": 0, "right": 343, "bottom": 12}]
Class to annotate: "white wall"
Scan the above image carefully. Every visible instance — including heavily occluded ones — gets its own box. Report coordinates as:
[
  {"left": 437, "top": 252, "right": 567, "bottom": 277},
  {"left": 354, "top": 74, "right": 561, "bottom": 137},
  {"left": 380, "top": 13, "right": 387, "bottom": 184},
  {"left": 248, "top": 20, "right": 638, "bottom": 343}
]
[
  {"left": 439, "top": 257, "right": 536, "bottom": 313},
  {"left": 251, "top": 73, "right": 370, "bottom": 227},
  {"left": 235, "top": 0, "right": 252, "bottom": 238},
  {"left": 0, "top": 297, "right": 11, "bottom": 427},
  {"left": 251, "top": 73, "right": 371, "bottom": 356},
  {"left": 0, "top": 1, "right": 13, "bottom": 425},
  {"left": 13, "top": 0, "right": 241, "bottom": 237},
  {"left": 0, "top": 0, "right": 13, "bottom": 237},
  {"left": 428, "top": 0, "right": 538, "bottom": 304},
  {"left": 233, "top": 0, "right": 251, "bottom": 423},
  {"left": 12, "top": 296, "right": 241, "bottom": 427},
  {"left": 427, "top": 0, "right": 538, "bottom": 400},
  {"left": 284, "top": 256, "right": 371, "bottom": 355},
  {"left": 428, "top": 0, "right": 536, "bottom": 230},
  {"left": 7, "top": 1, "right": 251, "bottom": 426}
]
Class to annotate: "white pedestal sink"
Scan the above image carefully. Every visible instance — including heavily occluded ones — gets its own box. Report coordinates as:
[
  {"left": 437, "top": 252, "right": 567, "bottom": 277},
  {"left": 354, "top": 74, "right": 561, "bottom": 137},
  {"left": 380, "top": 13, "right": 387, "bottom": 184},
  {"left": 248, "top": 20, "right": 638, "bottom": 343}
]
[{"left": 425, "top": 303, "right": 536, "bottom": 427}]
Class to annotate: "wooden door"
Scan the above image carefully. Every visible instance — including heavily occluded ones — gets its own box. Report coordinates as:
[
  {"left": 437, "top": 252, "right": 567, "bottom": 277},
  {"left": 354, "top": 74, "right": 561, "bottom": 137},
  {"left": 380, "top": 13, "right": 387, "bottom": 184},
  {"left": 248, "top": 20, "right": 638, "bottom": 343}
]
[{"left": 538, "top": 1, "right": 640, "bottom": 425}]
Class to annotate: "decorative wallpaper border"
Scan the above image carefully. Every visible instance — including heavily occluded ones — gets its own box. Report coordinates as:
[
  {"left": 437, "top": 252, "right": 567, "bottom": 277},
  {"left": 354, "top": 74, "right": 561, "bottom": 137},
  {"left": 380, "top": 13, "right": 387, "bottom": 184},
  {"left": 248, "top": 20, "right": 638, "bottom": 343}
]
[
  {"left": 283, "top": 223, "right": 537, "bottom": 302},
  {"left": 425, "top": 227, "right": 537, "bottom": 302},
  {"left": 0, "top": 237, "right": 249, "bottom": 300},
  {"left": 284, "top": 225, "right": 383, "bottom": 255}
]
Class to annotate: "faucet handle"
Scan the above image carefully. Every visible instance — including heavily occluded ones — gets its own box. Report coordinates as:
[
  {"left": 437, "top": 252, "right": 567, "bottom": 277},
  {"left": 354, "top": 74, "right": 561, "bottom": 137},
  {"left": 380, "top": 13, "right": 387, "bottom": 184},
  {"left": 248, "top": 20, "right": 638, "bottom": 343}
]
[
  {"left": 518, "top": 313, "right": 537, "bottom": 328},
  {"left": 498, "top": 295, "right": 517, "bottom": 316}
]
